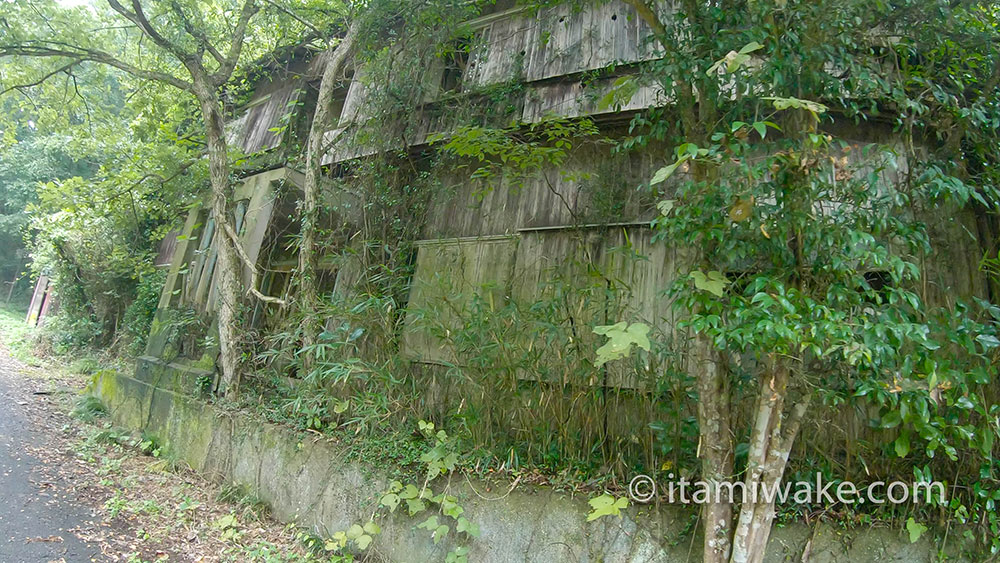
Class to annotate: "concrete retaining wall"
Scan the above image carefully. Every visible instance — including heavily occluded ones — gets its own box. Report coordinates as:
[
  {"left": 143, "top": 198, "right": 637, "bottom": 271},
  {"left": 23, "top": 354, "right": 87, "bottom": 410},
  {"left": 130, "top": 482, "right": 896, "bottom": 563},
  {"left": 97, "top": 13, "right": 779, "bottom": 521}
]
[{"left": 88, "top": 358, "right": 946, "bottom": 562}]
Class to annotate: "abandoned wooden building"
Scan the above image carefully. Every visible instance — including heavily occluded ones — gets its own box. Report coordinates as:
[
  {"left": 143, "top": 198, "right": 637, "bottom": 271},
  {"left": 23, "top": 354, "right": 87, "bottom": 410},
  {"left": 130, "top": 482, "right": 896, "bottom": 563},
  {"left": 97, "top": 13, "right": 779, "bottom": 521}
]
[{"left": 140, "top": 0, "right": 989, "bottom": 475}]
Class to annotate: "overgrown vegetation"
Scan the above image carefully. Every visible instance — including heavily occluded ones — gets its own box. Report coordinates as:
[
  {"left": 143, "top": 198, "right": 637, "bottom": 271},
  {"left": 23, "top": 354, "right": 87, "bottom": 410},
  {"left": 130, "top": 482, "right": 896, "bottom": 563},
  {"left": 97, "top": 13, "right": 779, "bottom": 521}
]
[{"left": 4, "top": 0, "right": 1000, "bottom": 561}]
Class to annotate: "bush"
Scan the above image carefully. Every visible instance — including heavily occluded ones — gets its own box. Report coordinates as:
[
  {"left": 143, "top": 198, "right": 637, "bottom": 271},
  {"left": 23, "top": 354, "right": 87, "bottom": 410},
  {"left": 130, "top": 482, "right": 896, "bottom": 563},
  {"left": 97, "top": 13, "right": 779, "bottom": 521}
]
[{"left": 121, "top": 270, "right": 166, "bottom": 356}]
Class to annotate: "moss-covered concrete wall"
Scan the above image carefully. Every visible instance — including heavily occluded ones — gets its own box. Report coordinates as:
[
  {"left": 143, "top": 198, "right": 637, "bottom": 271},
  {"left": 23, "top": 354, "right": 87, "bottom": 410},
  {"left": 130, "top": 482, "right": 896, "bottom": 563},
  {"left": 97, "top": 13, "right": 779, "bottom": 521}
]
[{"left": 86, "top": 358, "right": 955, "bottom": 563}]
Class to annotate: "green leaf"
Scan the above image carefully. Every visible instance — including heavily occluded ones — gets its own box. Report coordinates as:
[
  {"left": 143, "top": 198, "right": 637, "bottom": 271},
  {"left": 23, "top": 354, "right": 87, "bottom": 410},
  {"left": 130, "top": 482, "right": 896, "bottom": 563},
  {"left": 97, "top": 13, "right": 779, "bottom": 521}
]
[
  {"left": 906, "top": 517, "right": 928, "bottom": 543},
  {"left": 586, "top": 494, "right": 629, "bottom": 522},
  {"left": 752, "top": 121, "right": 767, "bottom": 139},
  {"left": 356, "top": 534, "right": 373, "bottom": 550},
  {"left": 763, "top": 96, "right": 828, "bottom": 114},
  {"left": 399, "top": 484, "right": 420, "bottom": 500},
  {"left": 593, "top": 322, "right": 651, "bottom": 367},
  {"left": 345, "top": 524, "right": 364, "bottom": 540},
  {"left": 407, "top": 498, "right": 427, "bottom": 515},
  {"left": 457, "top": 517, "right": 480, "bottom": 538},
  {"left": 707, "top": 42, "right": 762, "bottom": 75},
  {"left": 880, "top": 411, "right": 901, "bottom": 429},
  {"left": 976, "top": 334, "right": 1000, "bottom": 349},
  {"left": 657, "top": 199, "right": 675, "bottom": 216},
  {"left": 418, "top": 516, "right": 439, "bottom": 531},
  {"left": 363, "top": 520, "right": 381, "bottom": 535},
  {"left": 650, "top": 155, "right": 690, "bottom": 185},
  {"left": 380, "top": 493, "right": 400, "bottom": 512},
  {"left": 433, "top": 524, "right": 450, "bottom": 544},
  {"left": 441, "top": 496, "right": 464, "bottom": 518},
  {"left": 894, "top": 433, "right": 910, "bottom": 457},
  {"left": 691, "top": 270, "right": 729, "bottom": 297},
  {"left": 213, "top": 514, "right": 237, "bottom": 530}
]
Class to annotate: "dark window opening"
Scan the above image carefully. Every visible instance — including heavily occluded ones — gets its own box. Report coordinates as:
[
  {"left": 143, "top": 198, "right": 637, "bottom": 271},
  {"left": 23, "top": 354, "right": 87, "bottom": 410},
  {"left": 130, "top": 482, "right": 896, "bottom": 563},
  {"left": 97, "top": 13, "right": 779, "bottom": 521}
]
[
  {"left": 863, "top": 270, "right": 892, "bottom": 304},
  {"left": 440, "top": 42, "right": 470, "bottom": 94}
]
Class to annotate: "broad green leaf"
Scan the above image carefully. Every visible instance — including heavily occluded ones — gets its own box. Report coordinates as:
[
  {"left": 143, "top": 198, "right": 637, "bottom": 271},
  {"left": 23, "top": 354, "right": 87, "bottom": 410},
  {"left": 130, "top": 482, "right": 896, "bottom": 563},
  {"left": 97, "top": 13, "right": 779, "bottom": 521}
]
[
  {"left": 441, "top": 496, "right": 464, "bottom": 518},
  {"left": 729, "top": 199, "right": 752, "bottom": 222},
  {"left": 433, "top": 524, "right": 449, "bottom": 544},
  {"left": 657, "top": 199, "right": 675, "bottom": 216},
  {"left": 418, "top": 516, "right": 439, "bottom": 531},
  {"left": 457, "top": 517, "right": 480, "bottom": 538},
  {"left": 380, "top": 493, "right": 400, "bottom": 512},
  {"left": 650, "top": 155, "right": 689, "bottom": 185},
  {"left": 400, "top": 484, "right": 420, "bottom": 499},
  {"left": 356, "top": 534, "right": 373, "bottom": 550},
  {"left": 763, "top": 96, "right": 828, "bottom": 114},
  {"left": 593, "top": 322, "right": 651, "bottom": 367},
  {"left": 906, "top": 517, "right": 928, "bottom": 543},
  {"left": 691, "top": 271, "right": 729, "bottom": 297},
  {"left": 586, "top": 494, "right": 629, "bottom": 521},
  {"left": 213, "top": 514, "right": 237, "bottom": 530},
  {"left": 894, "top": 433, "right": 910, "bottom": 457},
  {"left": 345, "top": 524, "right": 364, "bottom": 540},
  {"left": 976, "top": 334, "right": 1000, "bottom": 349},
  {"left": 407, "top": 498, "right": 427, "bottom": 515}
]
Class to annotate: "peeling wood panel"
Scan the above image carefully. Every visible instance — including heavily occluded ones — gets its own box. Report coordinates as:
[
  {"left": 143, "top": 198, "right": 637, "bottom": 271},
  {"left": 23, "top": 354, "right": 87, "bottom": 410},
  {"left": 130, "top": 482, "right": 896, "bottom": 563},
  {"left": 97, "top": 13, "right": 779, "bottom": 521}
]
[
  {"left": 339, "top": 68, "right": 370, "bottom": 125},
  {"left": 465, "top": 1, "right": 658, "bottom": 88},
  {"left": 154, "top": 230, "right": 180, "bottom": 267},
  {"left": 424, "top": 171, "right": 583, "bottom": 239},
  {"left": 923, "top": 206, "right": 989, "bottom": 306},
  {"left": 521, "top": 75, "right": 662, "bottom": 123},
  {"left": 402, "top": 236, "right": 519, "bottom": 364},
  {"left": 226, "top": 84, "right": 303, "bottom": 154},
  {"left": 511, "top": 227, "right": 680, "bottom": 388},
  {"left": 423, "top": 151, "right": 659, "bottom": 239},
  {"left": 512, "top": 227, "right": 678, "bottom": 333},
  {"left": 401, "top": 227, "right": 679, "bottom": 386},
  {"left": 158, "top": 207, "right": 204, "bottom": 312},
  {"left": 465, "top": 14, "right": 534, "bottom": 87},
  {"left": 236, "top": 169, "right": 285, "bottom": 286},
  {"left": 523, "top": 1, "right": 658, "bottom": 83}
]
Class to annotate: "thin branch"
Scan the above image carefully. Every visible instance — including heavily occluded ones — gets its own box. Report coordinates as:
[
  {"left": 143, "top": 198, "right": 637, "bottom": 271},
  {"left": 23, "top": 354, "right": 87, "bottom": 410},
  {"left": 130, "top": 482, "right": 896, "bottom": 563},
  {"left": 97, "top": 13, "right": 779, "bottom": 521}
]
[
  {"left": 260, "top": 0, "right": 325, "bottom": 39},
  {"left": 211, "top": 0, "right": 260, "bottom": 87},
  {"left": 0, "top": 59, "right": 80, "bottom": 96},
  {"left": 0, "top": 41, "right": 191, "bottom": 92},
  {"left": 105, "top": 0, "right": 184, "bottom": 60},
  {"left": 223, "top": 221, "right": 288, "bottom": 306},
  {"left": 169, "top": 0, "right": 226, "bottom": 66},
  {"left": 0, "top": 43, "right": 192, "bottom": 91}
]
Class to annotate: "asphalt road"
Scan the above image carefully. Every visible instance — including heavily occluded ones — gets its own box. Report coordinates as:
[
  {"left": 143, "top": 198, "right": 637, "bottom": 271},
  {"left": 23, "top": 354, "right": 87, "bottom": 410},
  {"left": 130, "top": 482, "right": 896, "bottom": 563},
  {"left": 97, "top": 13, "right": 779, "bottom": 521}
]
[{"left": 0, "top": 360, "right": 102, "bottom": 563}]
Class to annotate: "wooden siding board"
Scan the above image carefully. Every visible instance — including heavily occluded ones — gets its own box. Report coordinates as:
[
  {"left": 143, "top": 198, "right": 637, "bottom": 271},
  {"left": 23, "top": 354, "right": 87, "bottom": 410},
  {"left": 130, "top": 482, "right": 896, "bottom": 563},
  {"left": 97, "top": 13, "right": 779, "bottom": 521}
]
[
  {"left": 521, "top": 76, "right": 661, "bottom": 123},
  {"left": 523, "top": 1, "right": 657, "bottom": 83},
  {"left": 423, "top": 150, "right": 659, "bottom": 239},
  {"left": 466, "top": 15, "right": 533, "bottom": 87},
  {"left": 402, "top": 236, "right": 519, "bottom": 364},
  {"left": 401, "top": 228, "right": 679, "bottom": 386},
  {"left": 226, "top": 84, "right": 303, "bottom": 154}
]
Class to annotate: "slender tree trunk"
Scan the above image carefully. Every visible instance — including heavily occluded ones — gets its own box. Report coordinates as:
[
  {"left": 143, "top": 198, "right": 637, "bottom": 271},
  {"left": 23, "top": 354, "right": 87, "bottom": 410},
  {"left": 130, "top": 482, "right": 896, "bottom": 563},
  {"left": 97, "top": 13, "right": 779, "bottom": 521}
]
[
  {"left": 193, "top": 79, "right": 244, "bottom": 399},
  {"left": 692, "top": 334, "right": 734, "bottom": 563},
  {"left": 299, "top": 22, "right": 359, "bottom": 373},
  {"left": 729, "top": 360, "right": 810, "bottom": 563}
]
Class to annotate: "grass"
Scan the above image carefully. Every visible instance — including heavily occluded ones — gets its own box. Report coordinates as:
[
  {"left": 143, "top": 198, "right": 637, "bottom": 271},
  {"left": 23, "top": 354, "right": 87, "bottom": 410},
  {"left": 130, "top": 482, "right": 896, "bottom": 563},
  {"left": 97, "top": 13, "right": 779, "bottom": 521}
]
[{"left": 0, "top": 301, "right": 36, "bottom": 364}]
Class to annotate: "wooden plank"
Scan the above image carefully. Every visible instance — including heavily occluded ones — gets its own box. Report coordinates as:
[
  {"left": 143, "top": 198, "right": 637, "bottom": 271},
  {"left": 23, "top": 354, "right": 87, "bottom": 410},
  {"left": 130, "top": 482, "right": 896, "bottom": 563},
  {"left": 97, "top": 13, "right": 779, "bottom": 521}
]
[{"left": 401, "top": 236, "right": 519, "bottom": 364}]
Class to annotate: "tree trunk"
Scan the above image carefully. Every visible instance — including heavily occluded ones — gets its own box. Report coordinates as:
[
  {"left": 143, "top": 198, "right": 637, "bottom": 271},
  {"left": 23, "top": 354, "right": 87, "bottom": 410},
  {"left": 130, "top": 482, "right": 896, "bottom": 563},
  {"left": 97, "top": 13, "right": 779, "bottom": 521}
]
[
  {"left": 692, "top": 334, "right": 734, "bottom": 563},
  {"left": 299, "top": 22, "right": 359, "bottom": 374},
  {"left": 193, "top": 79, "right": 244, "bottom": 399},
  {"left": 729, "top": 360, "right": 810, "bottom": 563}
]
